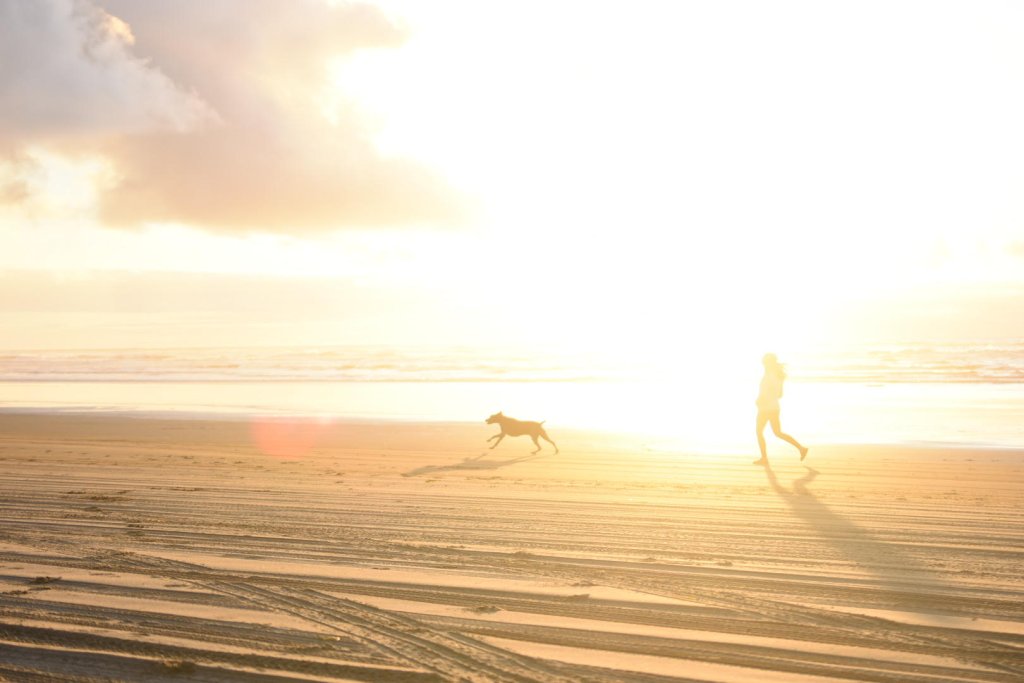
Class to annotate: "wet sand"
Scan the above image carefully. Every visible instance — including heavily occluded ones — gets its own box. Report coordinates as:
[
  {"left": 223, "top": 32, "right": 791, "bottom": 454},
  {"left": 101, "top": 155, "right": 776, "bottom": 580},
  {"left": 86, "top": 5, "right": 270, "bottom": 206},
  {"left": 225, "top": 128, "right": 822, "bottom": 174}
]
[{"left": 0, "top": 413, "right": 1022, "bottom": 682}]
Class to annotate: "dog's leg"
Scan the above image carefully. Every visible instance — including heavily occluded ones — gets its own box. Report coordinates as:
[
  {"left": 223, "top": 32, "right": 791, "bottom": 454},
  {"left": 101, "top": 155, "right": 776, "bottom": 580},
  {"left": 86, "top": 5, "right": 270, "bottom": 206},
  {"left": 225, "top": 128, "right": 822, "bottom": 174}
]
[
  {"left": 530, "top": 435, "right": 541, "bottom": 454},
  {"left": 542, "top": 434, "right": 558, "bottom": 454},
  {"left": 487, "top": 433, "right": 501, "bottom": 443},
  {"left": 489, "top": 433, "right": 505, "bottom": 449}
]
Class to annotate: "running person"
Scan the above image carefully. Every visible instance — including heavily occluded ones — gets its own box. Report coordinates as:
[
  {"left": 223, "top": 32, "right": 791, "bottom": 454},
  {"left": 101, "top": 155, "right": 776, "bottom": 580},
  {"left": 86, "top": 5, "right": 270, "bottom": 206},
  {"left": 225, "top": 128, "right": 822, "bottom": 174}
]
[{"left": 753, "top": 353, "right": 808, "bottom": 465}]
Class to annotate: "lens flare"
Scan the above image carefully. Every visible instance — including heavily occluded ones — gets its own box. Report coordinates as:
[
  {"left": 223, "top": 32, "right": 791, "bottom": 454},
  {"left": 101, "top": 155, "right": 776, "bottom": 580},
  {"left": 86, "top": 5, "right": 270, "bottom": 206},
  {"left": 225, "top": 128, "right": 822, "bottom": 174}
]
[{"left": 249, "top": 418, "right": 331, "bottom": 459}]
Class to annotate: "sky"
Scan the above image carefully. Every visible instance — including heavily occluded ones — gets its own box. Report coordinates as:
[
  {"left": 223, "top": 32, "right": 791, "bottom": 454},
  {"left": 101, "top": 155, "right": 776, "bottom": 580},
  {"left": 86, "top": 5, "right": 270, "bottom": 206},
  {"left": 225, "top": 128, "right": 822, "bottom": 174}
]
[{"left": 1, "top": 0, "right": 1023, "bottom": 355}]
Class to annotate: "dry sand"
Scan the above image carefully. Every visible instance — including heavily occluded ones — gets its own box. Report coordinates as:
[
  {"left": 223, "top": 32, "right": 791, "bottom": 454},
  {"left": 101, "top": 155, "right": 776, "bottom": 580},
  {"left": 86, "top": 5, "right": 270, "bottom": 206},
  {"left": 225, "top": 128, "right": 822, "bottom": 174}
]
[{"left": 0, "top": 412, "right": 1021, "bottom": 682}]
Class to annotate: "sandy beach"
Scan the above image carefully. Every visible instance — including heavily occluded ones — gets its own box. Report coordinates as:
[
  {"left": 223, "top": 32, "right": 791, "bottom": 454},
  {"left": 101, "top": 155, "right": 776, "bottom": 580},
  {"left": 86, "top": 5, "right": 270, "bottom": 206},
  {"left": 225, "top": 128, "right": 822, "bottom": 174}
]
[{"left": 0, "top": 412, "right": 1022, "bottom": 682}]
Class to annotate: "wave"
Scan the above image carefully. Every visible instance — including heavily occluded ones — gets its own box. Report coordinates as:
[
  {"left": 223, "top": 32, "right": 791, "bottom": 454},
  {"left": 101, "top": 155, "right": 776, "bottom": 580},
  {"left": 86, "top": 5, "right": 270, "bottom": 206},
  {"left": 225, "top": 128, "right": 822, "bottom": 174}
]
[
  {"left": 1, "top": 343, "right": 1023, "bottom": 384},
  {"left": 0, "top": 347, "right": 608, "bottom": 383}
]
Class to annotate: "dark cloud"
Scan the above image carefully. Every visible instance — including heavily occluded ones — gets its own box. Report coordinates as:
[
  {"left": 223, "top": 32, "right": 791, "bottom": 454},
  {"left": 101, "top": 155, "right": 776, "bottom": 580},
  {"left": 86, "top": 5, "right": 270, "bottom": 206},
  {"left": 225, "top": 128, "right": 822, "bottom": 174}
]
[{"left": 0, "top": 0, "right": 464, "bottom": 232}]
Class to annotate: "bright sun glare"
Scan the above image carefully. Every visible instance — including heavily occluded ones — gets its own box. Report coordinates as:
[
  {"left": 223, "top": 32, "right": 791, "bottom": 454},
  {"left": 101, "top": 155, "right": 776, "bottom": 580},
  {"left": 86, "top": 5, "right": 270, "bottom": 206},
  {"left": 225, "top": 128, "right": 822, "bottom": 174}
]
[
  {"left": 2, "top": 1, "right": 1022, "bottom": 364},
  {"left": 317, "top": 2, "right": 1023, "bottom": 358}
]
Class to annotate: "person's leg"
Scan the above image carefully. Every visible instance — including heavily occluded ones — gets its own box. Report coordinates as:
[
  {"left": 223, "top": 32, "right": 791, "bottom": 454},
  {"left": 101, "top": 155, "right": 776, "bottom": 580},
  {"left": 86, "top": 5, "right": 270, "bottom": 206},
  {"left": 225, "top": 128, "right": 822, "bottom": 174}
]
[
  {"left": 770, "top": 413, "right": 808, "bottom": 460},
  {"left": 754, "top": 411, "right": 769, "bottom": 464}
]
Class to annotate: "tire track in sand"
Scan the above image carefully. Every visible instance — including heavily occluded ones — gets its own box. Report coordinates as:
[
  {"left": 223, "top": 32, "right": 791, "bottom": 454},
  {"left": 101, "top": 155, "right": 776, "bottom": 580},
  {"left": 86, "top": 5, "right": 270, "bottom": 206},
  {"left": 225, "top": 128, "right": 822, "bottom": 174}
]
[
  {"left": 102, "top": 550, "right": 581, "bottom": 683},
  {"left": 503, "top": 555, "right": 1024, "bottom": 680}
]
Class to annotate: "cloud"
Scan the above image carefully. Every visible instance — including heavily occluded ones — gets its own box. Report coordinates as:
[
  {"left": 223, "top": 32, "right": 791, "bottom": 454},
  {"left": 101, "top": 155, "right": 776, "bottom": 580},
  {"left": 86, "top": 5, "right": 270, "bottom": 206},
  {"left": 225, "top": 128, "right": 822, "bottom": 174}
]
[
  {"left": 0, "top": 0, "right": 215, "bottom": 142},
  {"left": 0, "top": 0, "right": 463, "bottom": 232},
  {"left": 0, "top": 153, "right": 32, "bottom": 203}
]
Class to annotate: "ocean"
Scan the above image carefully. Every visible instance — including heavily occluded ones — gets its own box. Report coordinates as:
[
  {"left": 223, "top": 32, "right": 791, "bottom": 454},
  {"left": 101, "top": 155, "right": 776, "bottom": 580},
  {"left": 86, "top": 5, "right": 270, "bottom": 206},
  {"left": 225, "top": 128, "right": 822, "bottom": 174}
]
[{"left": 1, "top": 343, "right": 1022, "bottom": 450}]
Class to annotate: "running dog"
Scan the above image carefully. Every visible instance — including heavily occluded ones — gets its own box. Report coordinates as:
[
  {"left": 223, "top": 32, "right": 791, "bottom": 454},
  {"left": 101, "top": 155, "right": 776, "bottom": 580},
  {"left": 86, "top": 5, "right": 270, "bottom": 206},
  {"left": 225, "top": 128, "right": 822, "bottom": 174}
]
[{"left": 485, "top": 412, "right": 559, "bottom": 454}]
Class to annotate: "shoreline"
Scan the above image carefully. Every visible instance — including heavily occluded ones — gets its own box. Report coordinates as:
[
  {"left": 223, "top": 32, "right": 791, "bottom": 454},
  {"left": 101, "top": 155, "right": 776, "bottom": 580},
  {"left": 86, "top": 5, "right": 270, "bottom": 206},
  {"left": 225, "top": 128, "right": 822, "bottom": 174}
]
[
  {"left": 0, "top": 408, "right": 1021, "bottom": 455},
  {"left": 3, "top": 378, "right": 1024, "bottom": 450}
]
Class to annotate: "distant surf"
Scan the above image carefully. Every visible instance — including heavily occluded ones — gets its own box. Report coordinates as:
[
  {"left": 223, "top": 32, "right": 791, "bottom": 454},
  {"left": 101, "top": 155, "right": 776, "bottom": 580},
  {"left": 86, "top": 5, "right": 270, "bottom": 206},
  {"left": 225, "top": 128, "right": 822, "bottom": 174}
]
[{"left": 1, "top": 341, "right": 1023, "bottom": 384}]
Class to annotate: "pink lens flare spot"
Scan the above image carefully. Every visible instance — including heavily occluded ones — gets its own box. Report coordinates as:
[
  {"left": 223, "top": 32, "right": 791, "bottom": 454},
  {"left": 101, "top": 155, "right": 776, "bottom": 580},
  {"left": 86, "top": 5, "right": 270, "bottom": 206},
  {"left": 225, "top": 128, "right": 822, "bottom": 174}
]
[{"left": 249, "top": 418, "right": 332, "bottom": 459}]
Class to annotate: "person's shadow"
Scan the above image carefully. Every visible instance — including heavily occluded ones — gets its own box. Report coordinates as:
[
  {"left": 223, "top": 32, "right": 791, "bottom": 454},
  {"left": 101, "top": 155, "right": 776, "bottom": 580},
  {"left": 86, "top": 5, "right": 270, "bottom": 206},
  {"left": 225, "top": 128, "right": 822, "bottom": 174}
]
[
  {"left": 758, "top": 465, "right": 1024, "bottom": 676},
  {"left": 402, "top": 452, "right": 541, "bottom": 478},
  {"left": 762, "top": 464, "right": 949, "bottom": 617}
]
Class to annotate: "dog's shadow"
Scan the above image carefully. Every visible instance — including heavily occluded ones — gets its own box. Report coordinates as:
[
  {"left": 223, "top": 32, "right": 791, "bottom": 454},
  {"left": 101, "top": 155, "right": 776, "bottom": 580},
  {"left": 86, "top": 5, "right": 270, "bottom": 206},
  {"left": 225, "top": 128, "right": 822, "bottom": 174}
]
[{"left": 402, "top": 452, "right": 541, "bottom": 478}]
